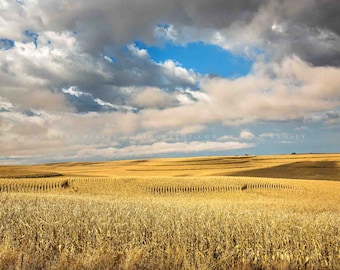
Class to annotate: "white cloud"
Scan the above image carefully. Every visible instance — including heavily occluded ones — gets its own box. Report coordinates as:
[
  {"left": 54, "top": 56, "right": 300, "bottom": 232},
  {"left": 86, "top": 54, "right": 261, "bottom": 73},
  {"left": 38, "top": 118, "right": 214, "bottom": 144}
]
[
  {"left": 76, "top": 140, "right": 254, "bottom": 160},
  {"left": 240, "top": 130, "right": 255, "bottom": 140},
  {"left": 176, "top": 93, "right": 195, "bottom": 106},
  {"left": 161, "top": 60, "right": 197, "bottom": 85},
  {"left": 0, "top": 31, "right": 113, "bottom": 113},
  {"left": 94, "top": 98, "right": 135, "bottom": 112},
  {"left": 104, "top": 55, "right": 114, "bottom": 63},
  {"left": 62, "top": 86, "right": 89, "bottom": 98},
  {"left": 154, "top": 24, "right": 178, "bottom": 41},
  {"left": 93, "top": 98, "right": 114, "bottom": 107},
  {"left": 271, "top": 22, "right": 286, "bottom": 34},
  {"left": 131, "top": 87, "right": 177, "bottom": 109},
  {"left": 185, "top": 89, "right": 211, "bottom": 103},
  {"left": 127, "top": 43, "right": 149, "bottom": 58},
  {"left": 0, "top": 97, "right": 13, "bottom": 111},
  {"left": 176, "top": 125, "right": 207, "bottom": 135},
  {"left": 259, "top": 132, "right": 289, "bottom": 139},
  {"left": 217, "top": 135, "right": 235, "bottom": 141}
]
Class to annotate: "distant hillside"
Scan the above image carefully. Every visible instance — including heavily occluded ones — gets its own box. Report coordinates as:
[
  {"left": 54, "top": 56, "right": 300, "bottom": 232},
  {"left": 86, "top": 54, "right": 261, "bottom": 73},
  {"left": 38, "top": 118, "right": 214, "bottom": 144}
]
[{"left": 0, "top": 153, "right": 339, "bottom": 181}]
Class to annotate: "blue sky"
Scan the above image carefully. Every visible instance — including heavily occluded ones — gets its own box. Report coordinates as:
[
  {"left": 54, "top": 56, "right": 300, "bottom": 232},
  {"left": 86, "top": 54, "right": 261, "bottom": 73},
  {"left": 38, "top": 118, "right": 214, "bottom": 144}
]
[
  {"left": 0, "top": 38, "right": 15, "bottom": 50},
  {"left": 0, "top": 0, "right": 339, "bottom": 164},
  {"left": 135, "top": 41, "right": 253, "bottom": 78}
]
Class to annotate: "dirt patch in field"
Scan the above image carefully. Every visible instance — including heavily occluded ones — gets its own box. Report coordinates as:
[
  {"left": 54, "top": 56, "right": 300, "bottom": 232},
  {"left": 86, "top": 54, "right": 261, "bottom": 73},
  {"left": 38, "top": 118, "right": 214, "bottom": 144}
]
[{"left": 222, "top": 161, "right": 340, "bottom": 181}]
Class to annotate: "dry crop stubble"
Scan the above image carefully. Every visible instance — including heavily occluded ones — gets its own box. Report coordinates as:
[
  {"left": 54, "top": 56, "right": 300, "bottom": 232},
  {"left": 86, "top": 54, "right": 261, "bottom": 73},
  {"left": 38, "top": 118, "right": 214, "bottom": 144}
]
[
  {"left": 0, "top": 175, "right": 339, "bottom": 269},
  {"left": 0, "top": 154, "right": 339, "bottom": 269}
]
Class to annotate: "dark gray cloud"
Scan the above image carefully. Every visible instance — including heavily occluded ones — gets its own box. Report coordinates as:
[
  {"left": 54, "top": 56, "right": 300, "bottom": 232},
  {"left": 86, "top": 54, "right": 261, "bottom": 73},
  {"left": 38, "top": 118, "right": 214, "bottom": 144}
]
[
  {"left": 267, "top": 21, "right": 340, "bottom": 66},
  {"left": 2, "top": 0, "right": 339, "bottom": 65},
  {"left": 297, "top": 0, "right": 340, "bottom": 36},
  {"left": 326, "top": 111, "right": 339, "bottom": 120},
  {"left": 261, "top": 0, "right": 340, "bottom": 66}
]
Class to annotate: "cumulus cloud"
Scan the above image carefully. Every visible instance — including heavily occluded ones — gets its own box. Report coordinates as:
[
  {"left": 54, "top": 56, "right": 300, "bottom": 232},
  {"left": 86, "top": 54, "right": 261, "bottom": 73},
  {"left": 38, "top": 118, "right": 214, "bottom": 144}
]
[
  {"left": 112, "top": 141, "right": 253, "bottom": 157},
  {"left": 127, "top": 43, "right": 149, "bottom": 58},
  {"left": 240, "top": 130, "right": 255, "bottom": 140},
  {"left": 161, "top": 60, "right": 197, "bottom": 86},
  {"left": 2, "top": 0, "right": 339, "bottom": 61},
  {"left": 131, "top": 87, "right": 177, "bottom": 109},
  {"left": 134, "top": 55, "right": 340, "bottom": 131},
  {"left": 0, "top": 30, "right": 199, "bottom": 114}
]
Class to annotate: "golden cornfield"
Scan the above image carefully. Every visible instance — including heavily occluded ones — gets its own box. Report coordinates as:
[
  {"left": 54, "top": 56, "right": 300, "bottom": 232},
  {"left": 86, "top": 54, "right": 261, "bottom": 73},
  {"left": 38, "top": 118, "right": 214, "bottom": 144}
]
[{"left": 0, "top": 154, "right": 339, "bottom": 269}]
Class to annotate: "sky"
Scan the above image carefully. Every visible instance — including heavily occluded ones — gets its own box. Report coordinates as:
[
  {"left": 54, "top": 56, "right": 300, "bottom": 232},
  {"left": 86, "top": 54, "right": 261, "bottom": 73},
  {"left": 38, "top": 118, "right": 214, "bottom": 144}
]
[{"left": 0, "top": 0, "right": 340, "bottom": 164}]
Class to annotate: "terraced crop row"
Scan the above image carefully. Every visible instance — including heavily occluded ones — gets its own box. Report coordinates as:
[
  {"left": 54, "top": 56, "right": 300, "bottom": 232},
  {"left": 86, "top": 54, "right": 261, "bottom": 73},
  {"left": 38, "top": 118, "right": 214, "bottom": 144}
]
[
  {"left": 0, "top": 178, "right": 69, "bottom": 193},
  {"left": 145, "top": 182, "right": 294, "bottom": 194},
  {"left": 0, "top": 176, "right": 296, "bottom": 195}
]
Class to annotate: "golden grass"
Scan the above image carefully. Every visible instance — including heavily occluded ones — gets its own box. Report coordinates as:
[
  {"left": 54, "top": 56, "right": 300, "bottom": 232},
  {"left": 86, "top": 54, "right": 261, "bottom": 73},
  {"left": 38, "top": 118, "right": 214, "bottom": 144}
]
[
  {"left": 0, "top": 167, "right": 62, "bottom": 179},
  {"left": 0, "top": 154, "right": 339, "bottom": 269},
  {"left": 1, "top": 153, "right": 339, "bottom": 179}
]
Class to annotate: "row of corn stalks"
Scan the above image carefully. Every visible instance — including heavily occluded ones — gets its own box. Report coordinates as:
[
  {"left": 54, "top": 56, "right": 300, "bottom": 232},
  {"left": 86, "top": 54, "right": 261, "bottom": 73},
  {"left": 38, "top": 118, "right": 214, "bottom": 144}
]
[
  {"left": 0, "top": 177, "right": 296, "bottom": 194},
  {"left": 145, "top": 182, "right": 294, "bottom": 194},
  {"left": 0, "top": 178, "right": 69, "bottom": 193},
  {"left": 0, "top": 177, "right": 112, "bottom": 193}
]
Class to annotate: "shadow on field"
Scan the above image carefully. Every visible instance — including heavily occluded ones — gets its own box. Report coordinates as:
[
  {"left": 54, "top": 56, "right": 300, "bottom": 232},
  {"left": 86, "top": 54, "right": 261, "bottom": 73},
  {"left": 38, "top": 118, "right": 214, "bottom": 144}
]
[{"left": 221, "top": 161, "right": 340, "bottom": 181}]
